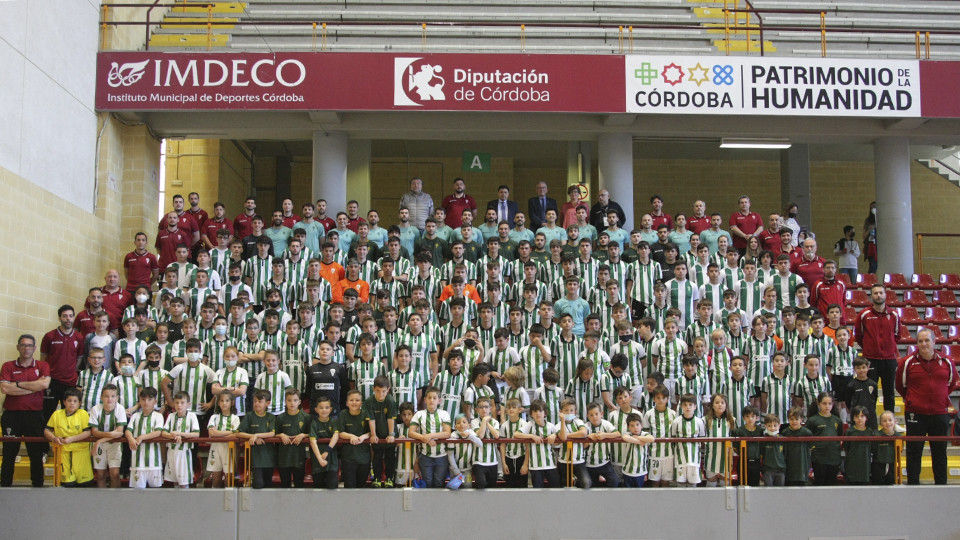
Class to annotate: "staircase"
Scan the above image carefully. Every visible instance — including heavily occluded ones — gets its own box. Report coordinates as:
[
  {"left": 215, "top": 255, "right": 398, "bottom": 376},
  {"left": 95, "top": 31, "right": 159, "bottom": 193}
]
[{"left": 918, "top": 152, "right": 960, "bottom": 187}]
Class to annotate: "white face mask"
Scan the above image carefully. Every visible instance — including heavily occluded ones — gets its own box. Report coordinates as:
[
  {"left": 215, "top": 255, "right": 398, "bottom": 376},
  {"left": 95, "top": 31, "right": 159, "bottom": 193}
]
[
  {"left": 136, "top": 294, "right": 149, "bottom": 304},
  {"left": 564, "top": 413, "right": 577, "bottom": 422},
  {"left": 871, "top": 207, "right": 876, "bottom": 215},
  {"left": 226, "top": 359, "right": 238, "bottom": 368},
  {"left": 215, "top": 325, "right": 228, "bottom": 336},
  {"left": 545, "top": 384, "right": 557, "bottom": 391},
  {"left": 120, "top": 365, "right": 135, "bottom": 376},
  {"left": 187, "top": 352, "right": 202, "bottom": 362}
]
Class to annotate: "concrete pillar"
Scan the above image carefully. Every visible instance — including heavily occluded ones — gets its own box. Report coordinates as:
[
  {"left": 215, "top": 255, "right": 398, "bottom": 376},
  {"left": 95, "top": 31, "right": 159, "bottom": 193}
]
[
  {"left": 312, "top": 131, "right": 348, "bottom": 214},
  {"left": 597, "top": 133, "right": 634, "bottom": 229},
  {"left": 873, "top": 137, "right": 913, "bottom": 276},
  {"left": 347, "top": 139, "right": 372, "bottom": 212},
  {"left": 780, "top": 144, "right": 811, "bottom": 227}
]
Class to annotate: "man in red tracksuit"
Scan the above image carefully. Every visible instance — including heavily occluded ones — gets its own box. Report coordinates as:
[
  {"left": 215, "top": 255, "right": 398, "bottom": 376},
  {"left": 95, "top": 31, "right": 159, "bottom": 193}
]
[
  {"left": 896, "top": 327, "right": 959, "bottom": 485},
  {"left": 853, "top": 284, "right": 900, "bottom": 413},
  {"left": 812, "top": 260, "right": 846, "bottom": 323}
]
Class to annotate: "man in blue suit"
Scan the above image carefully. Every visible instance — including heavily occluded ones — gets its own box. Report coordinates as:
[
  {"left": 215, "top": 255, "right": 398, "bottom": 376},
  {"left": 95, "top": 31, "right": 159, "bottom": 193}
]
[
  {"left": 486, "top": 185, "right": 519, "bottom": 228},
  {"left": 527, "top": 181, "right": 558, "bottom": 231}
]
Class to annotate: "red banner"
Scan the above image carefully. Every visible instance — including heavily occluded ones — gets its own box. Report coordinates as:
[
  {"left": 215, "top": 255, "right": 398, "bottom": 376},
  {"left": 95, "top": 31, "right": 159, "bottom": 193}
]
[
  {"left": 96, "top": 52, "right": 625, "bottom": 113},
  {"left": 919, "top": 61, "right": 960, "bottom": 118}
]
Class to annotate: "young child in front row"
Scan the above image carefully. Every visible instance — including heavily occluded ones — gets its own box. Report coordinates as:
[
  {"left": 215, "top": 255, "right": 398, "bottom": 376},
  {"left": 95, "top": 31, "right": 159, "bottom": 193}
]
[
  {"left": 409, "top": 387, "right": 453, "bottom": 488},
  {"left": 516, "top": 399, "right": 560, "bottom": 488},
  {"left": 845, "top": 356, "right": 879, "bottom": 429},
  {"left": 557, "top": 398, "right": 591, "bottom": 488},
  {"left": 703, "top": 393, "right": 736, "bottom": 486},
  {"left": 237, "top": 389, "right": 277, "bottom": 489},
  {"left": 365, "top": 376, "right": 398, "bottom": 488},
  {"left": 676, "top": 354, "right": 708, "bottom": 415},
  {"left": 620, "top": 412, "right": 655, "bottom": 487},
  {"left": 780, "top": 406, "right": 812, "bottom": 486},
  {"left": 842, "top": 405, "right": 875, "bottom": 485},
  {"left": 872, "top": 410, "right": 899, "bottom": 485},
  {"left": 806, "top": 392, "right": 842, "bottom": 486},
  {"left": 470, "top": 397, "right": 501, "bottom": 489},
  {"left": 584, "top": 401, "right": 621, "bottom": 488},
  {"left": 499, "top": 398, "right": 528, "bottom": 488},
  {"left": 207, "top": 390, "right": 240, "bottom": 488},
  {"left": 45, "top": 388, "right": 93, "bottom": 487},
  {"left": 275, "top": 388, "right": 310, "bottom": 488},
  {"left": 446, "top": 415, "right": 477, "bottom": 484},
  {"left": 643, "top": 384, "right": 677, "bottom": 487},
  {"left": 670, "top": 393, "right": 705, "bottom": 487},
  {"left": 608, "top": 386, "right": 641, "bottom": 481},
  {"left": 761, "top": 413, "right": 786, "bottom": 486},
  {"left": 394, "top": 402, "right": 417, "bottom": 487},
  {"left": 501, "top": 366, "right": 530, "bottom": 423},
  {"left": 308, "top": 396, "right": 340, "bottom": 489},
  {"left": 733, "top": 406, "right": 764, "bottom": 487},
  {"left": 90, "top": 384, "right": 127, "bottom": 488},
  {"left": 163, "top": 391, "right": 200, "bottom": 488},
  {"left": 533, "top": 368, "right": 564, "bottom": 426},
  {"left": 338, "top": 389, "right": 372, "bottom": 488},
  {"left": 126, "top": 387, "right": 166, "bottom": 489}
]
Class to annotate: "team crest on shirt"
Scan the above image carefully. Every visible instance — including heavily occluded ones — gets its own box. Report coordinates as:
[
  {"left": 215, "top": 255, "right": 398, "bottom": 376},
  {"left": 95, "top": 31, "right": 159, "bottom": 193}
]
[
  {"left": 329, "top": 368, "right": 336, "bottom": 376},
  {"left": 868, "top": 387, "right": 875, "bottom": 394}
]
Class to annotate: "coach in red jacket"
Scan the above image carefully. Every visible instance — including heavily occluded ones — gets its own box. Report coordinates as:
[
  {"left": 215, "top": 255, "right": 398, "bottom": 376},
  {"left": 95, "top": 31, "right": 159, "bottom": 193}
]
[
  {"left": 812, "top": 260, "right": 846, "bottom": 323},
  {"left": 853, "top": 284, "right": 900, "bottom": 413},
  {"left": 895, "top": 327, "right": 959, "bottom": 485}
]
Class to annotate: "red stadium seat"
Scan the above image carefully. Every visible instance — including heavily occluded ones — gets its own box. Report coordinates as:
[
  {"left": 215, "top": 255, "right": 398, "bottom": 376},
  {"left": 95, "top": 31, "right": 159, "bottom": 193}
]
[
  {"left": 906, "top": 345, "right": 917, "bottom": 356},
  {"left": 837, "top": 273, "right": 852, "bottom": 286},
  {"left": 940, "top": 274, "right": 960, "bottom": 290},
  {"left": 940, "top": 344, "right": 960, "bottom": 362},
  {"left": 933, "top": 290, "right": 960, "bottom": 308},
  {"left": 843, "top": 306, "right": 858, "bottom": 323},
  {"left": 925, "top": 307, "right": 955, "bottom": 326},
  {"left": 902, "top": 290, "right": 934, "bottom": 308},
  {"left": 886, "top": 290, "right": 904, "bottom": 307},
  {"left": 856, "top": 273, "right": 878, "bottom": 289},
  {"left": 898, "top": 306, "right": 924, "bottom": 325},
  {"left": 898, "top": 325, "right": 917, "bottom": 344},
  {"left": 884, "top": 273, "right": 911, "bottom": 290},
  {"left": 846, "top": 290, "right": 870, "bottom": 308},
  {"left": 911, "top": 273, "right": 938, "bottom": 290},
  {"left": 949, "top": 326, "right": 960, "bottom": 344}
]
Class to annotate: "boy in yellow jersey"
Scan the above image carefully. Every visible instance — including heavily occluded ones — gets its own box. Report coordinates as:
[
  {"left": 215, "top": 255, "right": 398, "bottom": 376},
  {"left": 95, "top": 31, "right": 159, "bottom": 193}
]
[{"left": 45, "top": 388, "right": 93, "bottom": 486}]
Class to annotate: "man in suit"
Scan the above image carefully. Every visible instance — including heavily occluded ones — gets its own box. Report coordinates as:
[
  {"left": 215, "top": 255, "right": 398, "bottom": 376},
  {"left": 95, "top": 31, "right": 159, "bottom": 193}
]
[
  {"left": 486, "top": 185, "right": 519, "bottom": 228},
  {"left": 527, "top": 181, "right": 558, "bottom": 231}
]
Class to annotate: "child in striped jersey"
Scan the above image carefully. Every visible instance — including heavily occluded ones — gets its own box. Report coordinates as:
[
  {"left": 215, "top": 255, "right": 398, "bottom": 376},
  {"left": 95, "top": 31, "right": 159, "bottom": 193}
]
[
  {"left": 207, "top": 390, "right": 240, "bottom": 488},
  {"left": 761, "top": 353, "right": 791, "bottom": 426},
  {"left": 162, "top": 391, "right": 200, "bottom": 488},
  {"left": 516, "top": 399, "right": 560, "bottom": 488},
  {"left": 721, "top": 356, "right": 753, "bottom": 427},
  {"left": 642, "top": 384, "right": 677, "bottom": 487},
  {"left": 446, "top": 415, "right": 480, "bottom": 484},
  {"left": 608, "top": 386, "right": 641, "bottom": 480},
  {"left": 584, "top": 402, "right": 621, "bottom": 487},
  {"left": 349, "top": 333, "right": 384, "bottom": 401},
  {"left": 501, "top": 366, "right": 530, "bottom": 422},
  {"left": 600, "top": 353, "right": 633, "bottom": 415},
  {"left": 826, "top": 327, "right": 857, "bottom": 421},
  {"left": 708, "top": 329, "right": 734, "bottom": 396},
  {"left": 463, "top": 363, "right": 497, "bottom": 422},
  {"left": 163, "top": 338, "right": 216, "bottom": 415},
  {"left": 212, "top": 346, "right": 249, "bottom": 417},
  {"left": 78, "top": 347, "right": 110, "bottom": 413},
  {"left": 89, "top": 384, "right": 127, "bottom": 488},
  {"left": 670, "top": 393, "right": 706, "bottom": 487},
  {"left": 114, "top": 318, "right": 147, "bottom": 373},
  {"left": 703, "top": 394, "right": 736, "bottom": 487},
  {"left": 499, "top": 398, "right": 528, "bottom": 488},
  {"left": 533, "top": 368, "right": 564, "bottom": 426},
  {"left": 580, "top": 331, "right": 611, "bottom": 375},
  {"left": 637, "top": 372, "right": 664, "bottom": 413},
  {"left": 620, "top": 412, "right": 655, "bottom": 487},
  {"left": 557, "top": 398, "right": 591, "bottom": 488},
  {"left": 676, "top": 354, "right": 709, "bottom": 416},
  {"left": 469, "top": 397, "right": 500, "bottom": 489},
  {"left": 564, "top": 358, "right": 602, "bottom": 422},
  {"left": 390, "top": 345, "right": 423, "bottom": 412},
  {"left": 724, "top": 312, "right": 746, "bottom": 357},
  {"left": 409, "top": 387, "right": 453, "bottom": 488},
  {"left": 650, "top": 317, "right": 688, "bottom": 401},
  {"left": 125, "top": 387, "right": 165, "bottom": 489},
  {"left": 394, "top": 402, "right": 416, "bottom": 487},
  {"left": 792, "top": 355, "right": 831, "bottom": 419}
]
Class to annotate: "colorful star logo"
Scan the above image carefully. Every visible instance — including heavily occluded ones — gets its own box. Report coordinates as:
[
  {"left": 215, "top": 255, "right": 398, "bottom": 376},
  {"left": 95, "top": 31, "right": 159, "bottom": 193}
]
[
  {"left": 661, "top": 63, "right": 684, "bottom": 86},
  {"left": 687, "top": 63, "right": 710, "bottom": 87}
]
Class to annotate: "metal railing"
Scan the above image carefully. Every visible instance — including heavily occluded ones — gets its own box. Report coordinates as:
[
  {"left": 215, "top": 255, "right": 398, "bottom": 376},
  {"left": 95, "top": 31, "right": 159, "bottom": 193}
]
[
  {"left": 96, "top": 1, "right": 960, "bottom": 55},
  {"left": 916, "top": 233, "right": 960, "bottom": 275}
]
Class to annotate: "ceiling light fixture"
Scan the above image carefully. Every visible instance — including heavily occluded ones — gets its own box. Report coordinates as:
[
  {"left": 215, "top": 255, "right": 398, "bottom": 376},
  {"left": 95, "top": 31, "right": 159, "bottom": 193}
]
[{"left": 720, "top": 137, "right": 792, "bottom": 149}]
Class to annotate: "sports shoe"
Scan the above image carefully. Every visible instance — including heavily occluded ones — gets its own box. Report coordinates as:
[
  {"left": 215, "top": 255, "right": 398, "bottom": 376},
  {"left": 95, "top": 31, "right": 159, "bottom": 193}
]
[
  {"left": 371, "top": 480, "right": 382, "bottom": 488},
  {"left": 384, "top": 479, "right": 395, "bottom": 488}
]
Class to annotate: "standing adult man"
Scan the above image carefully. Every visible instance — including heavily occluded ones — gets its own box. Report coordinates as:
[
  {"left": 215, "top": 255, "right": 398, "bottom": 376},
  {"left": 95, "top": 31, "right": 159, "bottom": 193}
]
[
  {"left": 0, "top": 335, "right": 51, "bottom": 487},
  {"left": 589, "top": 189, "right": 626, "bottom": 232},
  {"left": 812, "top": 260, "right": 846, "bottom": 322},
  {"left": 157, "top": 194, "right": 200, "bottom": 248},
  {"left": 280, "top": 198, "right": 301, "bottom": 229},
  {"left": 687, "top": 200, "right": 710, "bottom": 235},
  {"left": 528, "top": 181, "right": 558, "bottom": 232},
  {"left": 315, "top": 199, "right": 337, "bottom": 236},
  {"left": 509, "top": 213, "right": 534, "bottom": 244},
  {"left": 100, "top": 270, "right": 131, "bottom": 334},
  {"left": 648, "top": 195, "right": 672, "bottom": 231},
  {"left": 791, "top": 238, "right": 826, "bottom": 288},
  {"left": 124, "top": 232, "right": 159, "bottom": 294},
  {"left": 854, "top": 284, "right": 900, "bottom": 414},
  {"left": 234, "top": 197, "right": 258, "bottom": 241},
  {"left": 896, "top": 328, "right": 959, "bottom": 485},
  {"left": 265, "top": 210, "right": 294, "bottom": 255},
  {"left": 201, "top": 202, "right": 235, "bottom": 250},
  {"left": 486, "top": 185, "right": 518, "bottom": 227},
  {"left": 728, "top": 195, "right": 763, "bottom": 255},
  {"left": 186, "top": 192, "right": 208, "bottom": 233},
  {"left": 345, "top": 200, "right": 366, "bottom": 233},
  {"left": 298, "top": 202, "right": 325, "bottom": 255},
  {"left": 399, "top": 177, "right": 435, "bottom": 231},
  {"left": 757, "top": 213, "right": 782, "bottom": 251},
  {"left": 155, "top": 212, "right": 193, "bottom": 271},
  {"left": 40, "top": 306, "right": 84, "bottom": 420},
  {"left": 442, "top": 177, "right": 477, "bottom": 230},
  {"left": 366, "top": 210, "right": 389, "bottom": 249}
]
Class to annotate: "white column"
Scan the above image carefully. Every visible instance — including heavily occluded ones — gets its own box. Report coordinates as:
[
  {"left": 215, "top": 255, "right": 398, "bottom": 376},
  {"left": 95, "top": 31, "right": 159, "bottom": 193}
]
[
  {"left": 598, "top": 133, "right": 634, "bottom": 229},
  {"left": 312, "top": 131, "right": 348, "bottom": 213},
  {"left": 874, "top": 137, "right": 913, "bottom": 276}
]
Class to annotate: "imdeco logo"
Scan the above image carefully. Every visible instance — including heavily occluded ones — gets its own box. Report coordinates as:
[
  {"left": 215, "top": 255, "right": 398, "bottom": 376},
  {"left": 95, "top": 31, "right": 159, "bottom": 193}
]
[{"left": 394, "top": 57, "right": 446, "bottom": 106}]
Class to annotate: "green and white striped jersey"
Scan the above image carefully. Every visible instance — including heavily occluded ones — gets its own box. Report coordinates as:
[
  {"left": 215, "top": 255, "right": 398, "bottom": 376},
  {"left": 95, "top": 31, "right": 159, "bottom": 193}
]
[
  {"left": 690, "top": 262, "right": 709, "bottom": 287},
  {"left": 502, "top": 385, "right": 531, "bottom": 415},
  {"left": 539, "top": 260, "right": 564, "bottom": 289},
  {"left": 704, "top": 417, "right": 733, "bottom": 473},
  {"left": 509, "top": 280, "right": 547, "bottom": 307},
  {"left": 699, "top": 282, "right": 725, "bottom": 314},
  {"left": 826, "top": 344, "right": 857, "bottom": 377},
  {"left": 708, "top": 347, "right": 735, "bottom": 394},
  {"left": 279, "top": 338, "right": 312, "bottom": 395},
  {"left": 786, "top": 335, "right": 818, "bottom": 385},
  {"left": 209, "top": 248, "right": 232, "bottom": 282},
  {"left": 642, "top": 407, "right": 677, "bottom": 458},
  {"left": 630, "top": 259, "right": 663, "bottom": 306},
  {"left": 761, "top": 373, "right": 792, "bottom": 425},
  {"left": 208, "top": 413, "right": 240, "bottom": 433},
  {"left": 78, "top": 368, "right": 110, "bottom": 412},
  {"left": 394, "top": 330, "right": 437, "bottom": 384},
  {"left": 214, "top": 367, "right": 250, "bottom": 415},
  {"left": 110, "top": 374, "right": 140, "bottom": 411},
  {"left": 599, "top": 371, "right": 634, "bottom": 413},
  {"left": 218, "top": 283, "right": 254, "bottom": 314},
  {"left": 557, "top": 417, "right": 587, "bottom": 463},
  {"left": 357, "top": 260, "right": 380, "bottom": 286},
  {"left": 370, "top": 277, "right": 405, "bottom": 306},
  {"left": 792, "top": 373, "right": 832, "bottom": 416},
  {"left": 438, "top": 298, "right": 477, "bottom": 327},
  {"left": 88, "top": 403, "right": 127, "bottom": 433},
  {"left": 470, "top": 417, "right": 501, "bottom": 465},
  {"left": 440, "top": 260, "right": 477, "bottom": 284},
  {"left": 604, "top": 260, "right": 631, "bottom": 303},
  {"left": 136, "top": 368, "right": 169, "bottom": 409},
  {"left": 520, "top": 420, "right": 559, "bottom": 470},
  {"left": 243, "top": 255, "right": 274, "bottom": 304},
  {"left": 258, "top": 329, "right": 284, "bottom": 352},
  {"left": 685, "top": 319, "right": 719, "bottom": 349},
  {"left": 204, "top": 337, "right": 235, "bottom": 372},
  {"left": 753, "top": 307, "right": 781, "bottom": 334},
  {"left": 549, "top": 334, "right": 583, "bottom": 388},
  {"left": 609, "top": 340, "right": 645, "bottom": 386},
  {"left": 500, "top": 417, "right": 527, "bottom": 459},
  {"left": 168, "top": 362, "right": 216, "bottom": 413},
  {"left": 757, "top": 266, "right": 776, "bottom": 287},
  {"left": 771, "top": 272, "right": 801, "bottom": 309},
  {"left": 186, "top": 287, "right": 216, "bottom": 319},
  {"left": 283, "top": 257, "right": 309, "bottom": 285},
  {"left": 577, "top": 258, "right": 600, "bottom": 293},
  {"left": 299, "top": 324, "right": 323, "bottom": 353},
  {"left": 349, "top": 359, "right": 384, "bottom": 401},
  {"left": 719, "top": 375, "right": 753, "bottom": 427},
  {"left": 745, "top": 335, "right": 774, "bottom": 388},
  {"left": 648, "top": 302, "right": 669, "bottom": 334},
  {"left": 565, "top": 376, "right": 602, "bottom": 422},
  {"left": 448, "top": 430, "right": 475, "bottom": 470},
  {"left": 411, "top": 266, "right": 443, "bottom": 302},
  {"left": 164, "top": 411, "right": 200, "bottom": 451},
  {"left": 114, "top": 338, "right": 148, "bottom": 367},
  {"left": 253, "top": 369, "right": 293, "bottom": 415},
  {"left": 124, "top": 304, "right": 160, "bottom": 327},
  {"left": 411, "top": 408, "right": 452, "bottom": 457},
  {"left": 389, "top": 369, "right": 423, "bottom": 411},
  {"left": 484, "top": 347, "right": 521, "bottom": 378},
  {"left": 126, "top": 410, "right": 165, "bottom": 469},
  {"left": 608, "top": 407, "right": 640, "bottom": 465},
  {"left": 722, "top": 266, "right": 745, "bottom": 293},
  {"left": 236, "top": 336, "right": 265, "bottom": 381},
  {"left": 738, "top": 279, "right": 764, "bottom": 322},
  {"left": 376, "top": 327, "right": 400, "bottom": 370},
  {"left": 666, "top": 278, "right": 700, "bottom": 329},
  {"left": 725, "top": 331, "right": 747, "bottom": 357},
  {"left": 621, "top": 431, "right": 652, "bottom": 476},
  {"left": 670, "top": 415, "right": 705, "bottom": 465},
  {"left": 650, "top": 337, "right": 688, "bottom": 380},
  {"left": 533, "top": 385, "right": 565, "bottom": 425},
  {"left": 439, "top": 321, "right": 468, "bottom": 355},
  {"left": 676, "top": 373, "right": 709, "bottom": 417},
  {"left": 580, "top": 348, "right": 611, "bottom": 374},
  {"left": 432, "top": 370, "right": 468, "bottom": 419},
  {"left": 512, "top": 344, "right": 546, "bottom": 390},
  {"left": 476, "top": 255, "right": 510, "bottom": 283},
  {"left": 584, "top": 419, "right": 617, "bottom": 467},
  {"left": 463, "top": 383, "right": 495, "bottom": 412},
  {"left": 396, "top": 422, "right": 416, "bottom": 473}
]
